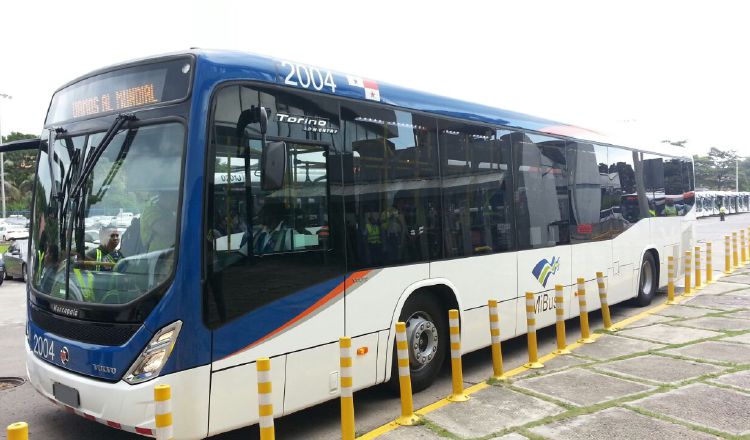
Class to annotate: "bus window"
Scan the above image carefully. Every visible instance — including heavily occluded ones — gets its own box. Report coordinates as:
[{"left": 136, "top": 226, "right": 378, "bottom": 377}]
[
  {"left": 664, "top": 157, "right": 683, "bottom": 216},
  {"left": 568, "top": 142, "right": 610, "bottom": 242},
  {"left": 643, "top": 154, "right": 665, "bottom": 216},
  {"left": 342, "top": 102, "right": 441, "bottom": 268},
  {"left": 608, "top": 147, "right": 647, "bottom": 231},
  {"left": 512, "top": 132, "right": 569, "bottom": 249},
  {"left": 204, "top": 85, "right": 344, "bottom": 327},
  {"left": 439, "top": 121, "right": 514, "bottom": 257},
  {"left": 681, "top": 158, "right": 695, "bottom": 210},
  {"left": 33, "top": 123, "right": 185, "bottom": 304}
]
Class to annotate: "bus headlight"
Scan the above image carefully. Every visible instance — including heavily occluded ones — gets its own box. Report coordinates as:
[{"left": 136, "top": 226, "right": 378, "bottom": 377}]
[{"left": 124, "top": 321, "right": 182, "bottom": 385}]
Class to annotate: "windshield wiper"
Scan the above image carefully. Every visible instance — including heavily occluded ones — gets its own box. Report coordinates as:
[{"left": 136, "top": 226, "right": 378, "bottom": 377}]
[{"left": 70, "top": 113, "right": 136, "bottom": 199}]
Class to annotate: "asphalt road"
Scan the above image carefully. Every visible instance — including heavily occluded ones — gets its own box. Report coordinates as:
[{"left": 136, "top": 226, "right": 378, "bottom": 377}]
[{"left": 0, "top": 213, "right": 745, "bottom": 439}]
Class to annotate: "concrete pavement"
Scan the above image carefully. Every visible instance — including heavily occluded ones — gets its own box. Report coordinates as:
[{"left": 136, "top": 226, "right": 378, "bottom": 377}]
[{"left": 368, "top": 267, "right": 750, "bottom": 440}]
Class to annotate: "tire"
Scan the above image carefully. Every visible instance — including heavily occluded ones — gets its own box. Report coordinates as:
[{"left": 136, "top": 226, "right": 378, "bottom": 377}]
[
  {"left": 390, "top": 295, "right": 448, "bottom": 393},
  {"left": 22, "top": 264, "right": 27, "bottom": 284},
  {"left": 635, "top": 252, "right": 657, "bottom": 306},
  {"left": 0, "top": 271, "right": 4, "bottom": 285}
]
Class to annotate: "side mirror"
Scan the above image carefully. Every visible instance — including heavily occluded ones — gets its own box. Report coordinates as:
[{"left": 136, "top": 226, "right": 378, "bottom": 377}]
[{"left": 261, "top": 141, "right": 287, "bottom": 191}]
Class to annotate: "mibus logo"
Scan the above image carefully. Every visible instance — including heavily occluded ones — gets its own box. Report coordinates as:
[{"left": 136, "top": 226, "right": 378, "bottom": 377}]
[{"left": 532, "top": 256, "right": 560, "bottom": 287}]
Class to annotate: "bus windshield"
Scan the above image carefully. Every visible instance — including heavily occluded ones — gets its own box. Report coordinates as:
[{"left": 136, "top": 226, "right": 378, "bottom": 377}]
[{"left": 31, "top": 122, "right": 185, "bottom": 305}]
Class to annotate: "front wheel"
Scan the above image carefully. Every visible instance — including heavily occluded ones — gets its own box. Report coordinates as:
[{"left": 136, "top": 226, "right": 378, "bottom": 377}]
[
  {"left": 390, "top": 295, "right": 448, "bottom": 393},
  {"left": 635, "top": 252, "right": 657, "bottom": 306}
]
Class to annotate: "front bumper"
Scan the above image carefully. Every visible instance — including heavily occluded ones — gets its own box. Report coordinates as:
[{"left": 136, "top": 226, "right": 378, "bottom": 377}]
[{"left": 26, "top": 343, "right": 210, "bottom": 439}]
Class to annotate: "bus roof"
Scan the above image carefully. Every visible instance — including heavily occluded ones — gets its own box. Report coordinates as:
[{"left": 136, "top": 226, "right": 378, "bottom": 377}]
[{"left": 58, "top": 49, "right": 689, "bottom": 158}]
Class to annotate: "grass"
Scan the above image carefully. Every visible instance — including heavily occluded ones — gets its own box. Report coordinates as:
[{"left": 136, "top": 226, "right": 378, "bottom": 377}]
[{"left": 0, "top": 244, "right": 8, "bottom": 254}]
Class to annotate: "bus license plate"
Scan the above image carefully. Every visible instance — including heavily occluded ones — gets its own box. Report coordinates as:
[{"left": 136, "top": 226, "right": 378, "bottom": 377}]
[{"left": 53, "top": 382, "right": 80, "bottom": 408}]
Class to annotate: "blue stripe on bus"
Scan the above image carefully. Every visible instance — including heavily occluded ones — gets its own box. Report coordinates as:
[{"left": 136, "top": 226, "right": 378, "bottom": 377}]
[{"left": 211, "top": 275, "right": 346, "bottom": 360}]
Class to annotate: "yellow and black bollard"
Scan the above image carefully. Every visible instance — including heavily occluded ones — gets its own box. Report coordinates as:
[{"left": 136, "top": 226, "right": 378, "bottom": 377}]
[
  {"left": 447, "top": 309, "right": 470, "bottom": 401},
  {"left": 747, "top": 227, "right": 750, "bottom": 262},
  {"left": 733, "top": 232, "right": 739, "bottom": 268},
  {"left": 487, "top": 300, "right": 508, "bottom": 380},
  {"left": 7, "top": 422, "right": 28, "bottom": 440},
  {"left": 667, "top": 255, "right": 676, "bottom": 304},
  {"left": 523, "top": 292, "right": 544, "bottom": 369},
  {"left": 742, "top": 230, "right": 747, "bottom": 264},
  {"left": 340, "top": 337, "right": 355, "bottom": 440},
  {"left": 256, "top": 358, "right": 275, "bottom": 440},
  {"left": 576, "top": 278, "right": 594, "bottom": 343},
  {"left": 684, "top": 250, "right": 692, "bottom": 296},
  {"left": 597, "top": 272, "right": 614, "bottom": 330},
  {"left": 694, "top": 246, "right": 702, "bottom": 289},
  {"left": 725, "top": 235, "right": 732, "bottom": 274},
  {"left": 154, "top": 384, "right": 173, "bottom": 440},
  {"left": 554, "top": 284, "right": 569, "bottom": 354},
  {"left": 394, "top": 322, "right": 420, "bottom": 425},
  {"left": 706, "top": 242, "right": 713, "bottom": 283}
]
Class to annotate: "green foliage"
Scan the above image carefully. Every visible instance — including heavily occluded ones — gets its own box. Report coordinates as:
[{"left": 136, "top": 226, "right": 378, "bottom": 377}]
[
  {"left": 1, "top": 131, "right": 39, "bottom": 212},
  {"left": 691, "top": 147, "right": 750, "bottom": 191}
]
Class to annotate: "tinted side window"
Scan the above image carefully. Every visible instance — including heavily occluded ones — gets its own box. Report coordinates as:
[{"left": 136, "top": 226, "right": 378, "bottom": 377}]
[
  {"left": 204, "top": 85, "right": 345, "bottom": 327},
  {"left": 682, "top": 158, "right": 695, "bottom": 210},
  {"left": 643, "top": 154, "right": 665, "bottom": 216},
  {"left": 341, "top": 102, "right": 441, "bottom": 268},
  {"left": 439, "top": 122, "right": 514, "bottom": 257},
  {"left": 568, "top": 142, "right": 609, "bottom": 242},
  {"left": 664, "top": 157, "right": 684, "bottom": 216},
  {"left": 512, "top": 132, "right": 569, "bottom": 249},
  {"left": 608, "top": 147, "right": 647, "bottom": 232}
]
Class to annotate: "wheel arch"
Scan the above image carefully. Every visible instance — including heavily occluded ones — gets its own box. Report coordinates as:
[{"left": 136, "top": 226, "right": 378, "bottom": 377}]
[{"left": 382, "top": 278, "right": 462, "bottom": 383}]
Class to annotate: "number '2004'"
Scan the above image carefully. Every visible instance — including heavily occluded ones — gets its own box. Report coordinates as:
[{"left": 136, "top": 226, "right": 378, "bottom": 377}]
[
  {"left": 281, "top": 61, "right": 337, "bottom": 93},
  {"left": 32, "top": 334, "right": 55, "bottom": 361}
]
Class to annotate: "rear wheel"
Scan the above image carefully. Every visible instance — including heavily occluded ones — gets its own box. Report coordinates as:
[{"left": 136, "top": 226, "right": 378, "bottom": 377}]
[
  {"left": 390, "top": 295, "right": 448, "bottom": 392},
  {"left": 635, "top": 252, "right": 657, "bottom": 306}
]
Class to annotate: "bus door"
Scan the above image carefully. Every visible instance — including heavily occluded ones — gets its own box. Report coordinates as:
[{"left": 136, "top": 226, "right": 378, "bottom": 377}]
[{"left": 205, "top": 136, "right": 346, "bottom": 433}]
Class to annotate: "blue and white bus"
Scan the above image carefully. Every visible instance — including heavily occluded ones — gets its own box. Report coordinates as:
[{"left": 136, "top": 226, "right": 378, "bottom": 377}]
[{"left": 16, "top": 50, "right": 694, "bottom": 439}]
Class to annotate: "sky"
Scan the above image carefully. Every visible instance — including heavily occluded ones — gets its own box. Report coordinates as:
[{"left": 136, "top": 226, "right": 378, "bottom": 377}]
[{"left": 0, "top": 0, "right": 748, "bottom": 156}]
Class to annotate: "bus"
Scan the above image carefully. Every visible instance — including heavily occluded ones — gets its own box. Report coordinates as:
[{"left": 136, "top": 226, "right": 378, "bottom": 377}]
[{"left": 13, "top": 50, "right": 694, "bottom": 439}]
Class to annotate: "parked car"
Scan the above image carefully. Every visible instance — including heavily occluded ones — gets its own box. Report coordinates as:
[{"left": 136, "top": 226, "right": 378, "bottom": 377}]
[
  {"left": 0, "top": 223, "right": 28, "bottom": 241},
  {"left": 3, "top": 239, "right": 28, "bottom": 282},
  {"left": 0, "top": 257, "right": 5, "bottom": 285}
]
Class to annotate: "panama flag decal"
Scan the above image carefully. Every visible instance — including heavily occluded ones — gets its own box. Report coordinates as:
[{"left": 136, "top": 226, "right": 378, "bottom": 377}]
[
  {"left": 532, "top": 256, "right": 560, "bottom": 287},
  {"left": 346, "top": 75, "right": 381, "bottom": 101}
]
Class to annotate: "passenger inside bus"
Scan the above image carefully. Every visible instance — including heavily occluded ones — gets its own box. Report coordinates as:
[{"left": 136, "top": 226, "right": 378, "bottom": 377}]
[
  {"left": 86, "top": 225, "right": 124, "bottom": 271},
  {"left": 140, "top": 191, "right": 178, "bottom": 253}
]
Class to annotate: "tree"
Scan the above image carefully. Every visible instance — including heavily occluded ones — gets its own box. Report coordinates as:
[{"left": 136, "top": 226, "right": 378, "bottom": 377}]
[
  {"left": 708, "top": 147, "right": 739, "bottom": 190},
  {"left": 1, "top": 131, "right": 39, "bottom": 212},
  {"left": 693, "top": 154, "right": 715, "bottom": 189}
]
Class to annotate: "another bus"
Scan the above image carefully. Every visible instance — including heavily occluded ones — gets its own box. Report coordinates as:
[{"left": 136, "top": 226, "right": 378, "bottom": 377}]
[{"left": 15, "top": 50, "right": 694, "bottom": 439}]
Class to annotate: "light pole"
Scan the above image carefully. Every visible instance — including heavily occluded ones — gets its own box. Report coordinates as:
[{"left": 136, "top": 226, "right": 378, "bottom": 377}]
[{"left": 0, "top": 92, "right": 11, "bottom": 219}]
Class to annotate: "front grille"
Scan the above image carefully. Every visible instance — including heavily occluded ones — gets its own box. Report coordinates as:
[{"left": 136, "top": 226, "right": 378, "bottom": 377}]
[{"left": 31, "top": 307, "right": 141, "bottom": 346}]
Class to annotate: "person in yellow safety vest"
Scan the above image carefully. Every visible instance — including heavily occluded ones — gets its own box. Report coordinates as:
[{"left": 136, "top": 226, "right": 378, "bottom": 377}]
[
  {"left": 719, "top": 204, "right": 727, "bottom": 221},
  {"left": 86, "top": 225, "right": 124, "bottom": 271},
  {"left": 366, "top": 216, "right": 381, "bottom": 245},
  {"left": 664, "top": 199, "right": 678, "bottom": 216},
  {"left": 140, "top": 192, "right": 178, "bottom": 253},
  {"left": 365, "top": 214, "right": 382, "bottom": 265},
  {"left": 73, "top": 266, "right": 95, "bottom": 302}
]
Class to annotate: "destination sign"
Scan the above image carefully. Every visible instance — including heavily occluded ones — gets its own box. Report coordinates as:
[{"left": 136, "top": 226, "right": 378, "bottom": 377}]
[{"left": 47, "top": 57, "right": 192, "bottom": 124}]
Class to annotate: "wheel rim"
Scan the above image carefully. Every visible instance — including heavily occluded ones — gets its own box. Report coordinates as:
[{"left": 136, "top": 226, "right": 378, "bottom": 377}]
[
  {"left": 405, "top": 311, "right": 439, "bottom": 372},
  {"left": 640, "top": 259, "right": 653, "bottom": 295}
]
